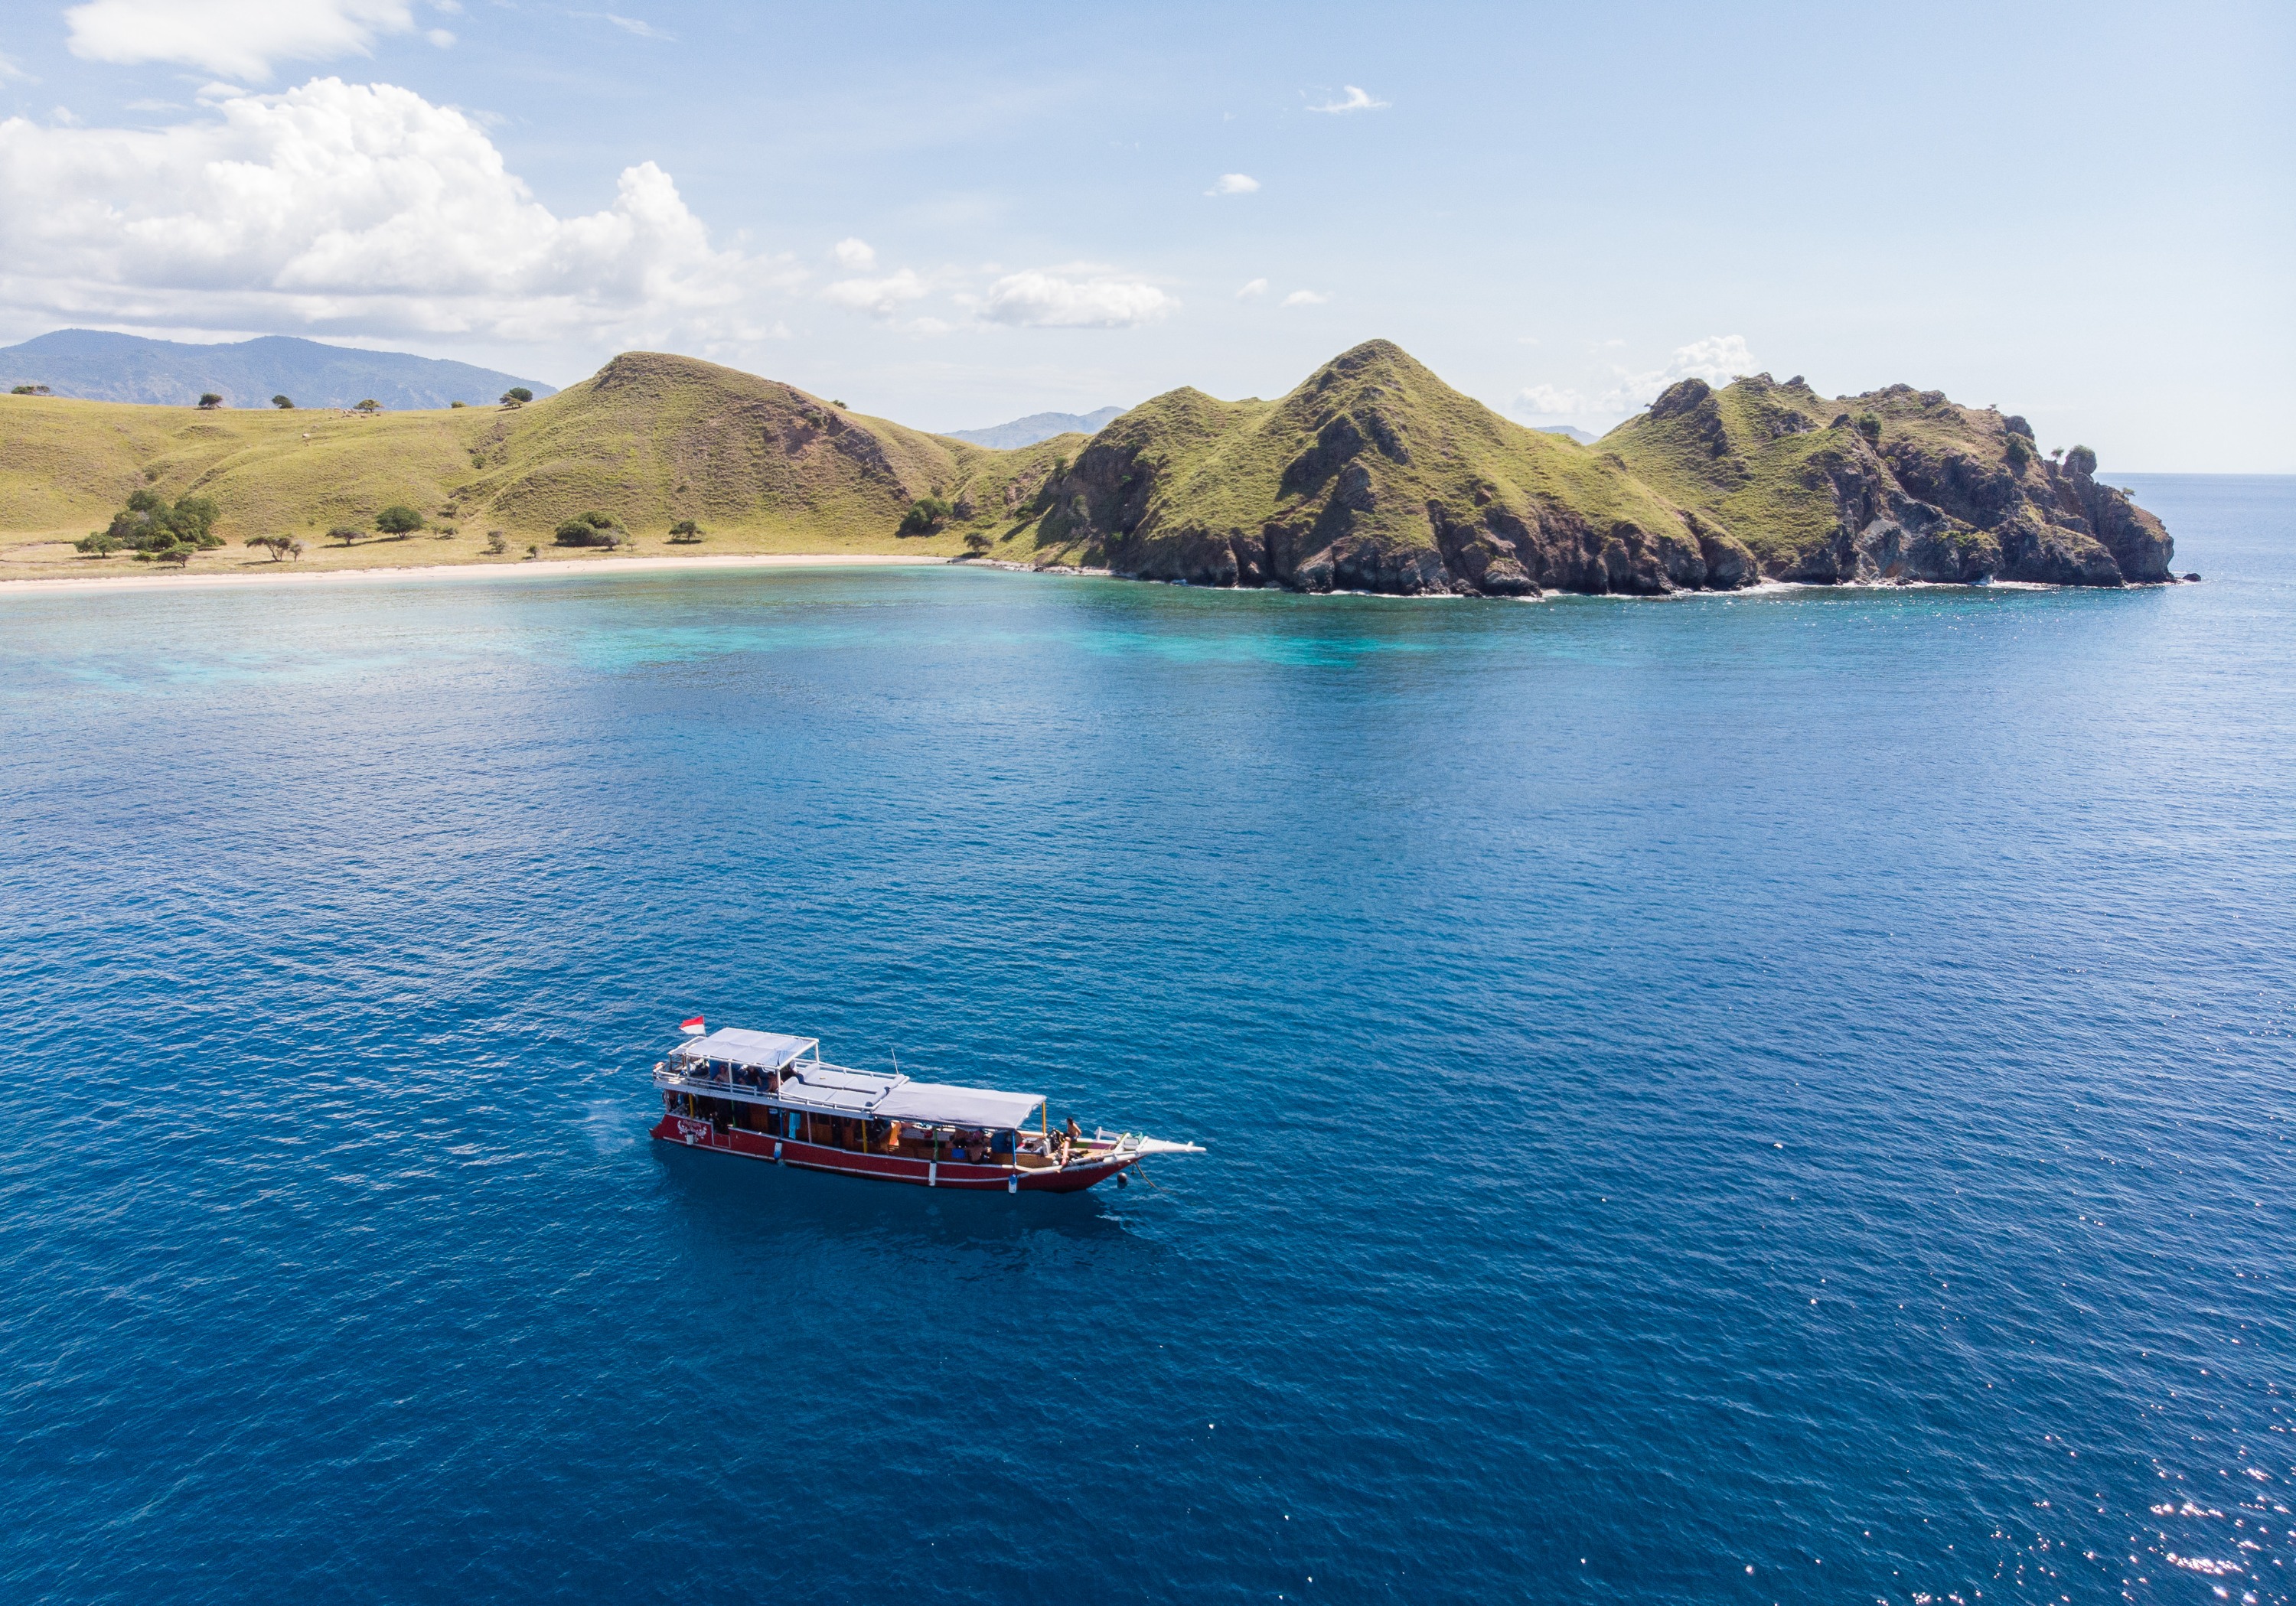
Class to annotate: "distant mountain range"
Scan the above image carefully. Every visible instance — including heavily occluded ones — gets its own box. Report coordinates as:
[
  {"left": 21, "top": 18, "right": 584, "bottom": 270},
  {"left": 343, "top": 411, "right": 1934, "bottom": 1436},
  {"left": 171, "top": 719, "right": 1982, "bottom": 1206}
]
[
  {"left": 1534, "top": 424, "right": 1597, "bottom": 445},
  {"left": 944, "top": 406, "right": 1125, "bottom": 448},
  {"left": 0, "top": 331, "right": 556, "bottom": 411}
]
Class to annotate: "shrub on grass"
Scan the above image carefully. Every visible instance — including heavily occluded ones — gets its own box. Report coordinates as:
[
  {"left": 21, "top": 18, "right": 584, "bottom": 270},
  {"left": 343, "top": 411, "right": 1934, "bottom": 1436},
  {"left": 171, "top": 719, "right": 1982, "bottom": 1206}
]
[
  {"left": 91, "top": 489, "right": 223, "bottom": 563},
  {"left": 667, "top": 520, "right": 705, "bottom": 544},
  {"left": 374, "top": 504, "right": 426, "bottom": 537},
  {"left": 898, "top": 496, "right": 953, "bottom": 536},
  {"left": 272, "top": 394, "right": 294, "bottom": 409},
  {"left": 554, "top": 512, "right": 625, "bottom": 548}
]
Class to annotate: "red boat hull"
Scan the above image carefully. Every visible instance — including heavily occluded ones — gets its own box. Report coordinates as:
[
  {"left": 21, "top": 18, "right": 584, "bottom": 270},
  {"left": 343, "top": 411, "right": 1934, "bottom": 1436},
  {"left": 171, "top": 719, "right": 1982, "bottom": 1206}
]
[{"left": 649, "top": 1114, "right": 1128, "bottom": 1193}]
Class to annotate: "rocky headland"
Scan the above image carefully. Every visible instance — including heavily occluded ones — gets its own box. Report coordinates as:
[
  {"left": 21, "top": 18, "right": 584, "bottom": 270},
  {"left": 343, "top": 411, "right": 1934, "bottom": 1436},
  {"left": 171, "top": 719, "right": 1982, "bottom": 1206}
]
[{"left": 1004, "top": 341, "right": 2174, "bottom": 596}]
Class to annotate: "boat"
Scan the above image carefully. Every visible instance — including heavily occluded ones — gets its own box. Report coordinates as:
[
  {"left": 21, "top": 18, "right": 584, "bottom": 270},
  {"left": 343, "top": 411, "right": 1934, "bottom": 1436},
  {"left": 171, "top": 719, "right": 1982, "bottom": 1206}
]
[{"left": 647, "top": 1024, "right": 1204, "bottom": 1192}]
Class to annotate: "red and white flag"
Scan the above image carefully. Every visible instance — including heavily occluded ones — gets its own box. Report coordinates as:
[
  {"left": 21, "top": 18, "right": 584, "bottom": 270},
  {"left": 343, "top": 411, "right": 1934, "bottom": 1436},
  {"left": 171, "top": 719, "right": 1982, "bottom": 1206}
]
[{"left": 679, "top": 1015, "right": 705, "bottom": 1035}]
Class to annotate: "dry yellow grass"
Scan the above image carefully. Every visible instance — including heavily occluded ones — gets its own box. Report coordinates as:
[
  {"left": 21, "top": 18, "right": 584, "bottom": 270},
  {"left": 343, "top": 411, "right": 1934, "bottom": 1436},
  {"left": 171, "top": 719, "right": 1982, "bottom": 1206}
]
[{"left": 0, "top": 355, "right": 1017, "bottom": 581}]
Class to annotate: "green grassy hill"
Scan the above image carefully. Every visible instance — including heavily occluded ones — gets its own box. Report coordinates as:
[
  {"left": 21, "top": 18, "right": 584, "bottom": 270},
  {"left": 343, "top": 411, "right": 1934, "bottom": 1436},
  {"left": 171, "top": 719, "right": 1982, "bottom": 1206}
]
[
  {"left": 0, "top": 344, "right": 2173, "bottom": 591},
  {"left": 0, "top": 352, "right": 1046, "bottom": 575},
  {"left": 1600, "top": 374, "right": 2174, "bottom": 585},
  {"left": 988, "top": 340, "right": 1757, "bottom": 595}
]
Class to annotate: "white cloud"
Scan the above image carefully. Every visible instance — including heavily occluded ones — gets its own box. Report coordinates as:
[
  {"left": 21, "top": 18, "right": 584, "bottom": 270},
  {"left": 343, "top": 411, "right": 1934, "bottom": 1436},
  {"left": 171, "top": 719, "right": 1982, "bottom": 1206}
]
[
  {"left": 1306, "top": 85, "right": 1388, "bottom": 115},
  {"left": 1207, "top": 172, "right": 1259, "bottom": 196},
  {"left": 822, "top": 268, "right": 931, "bottom": 319},
  {"left": 1237, "top": 278, "right": 1267, "bottom": 298},
  {"left": 1281, "top": 288, "right": 1328, "bottom": 306},
  {"left": 64, "top": 0, "right": 419, "bottom": 80},
  {"left": 982, "top": 269, "right": 1175, "bottom": 328},
  {"left": 1512, "top": 334, "right": 1760, "bottom": 422},
  {"left": 1513, "top": 383, "right": 1590, "bottom": 417},
  {"left": 0, "top": 77, "right": 782, "bottom": 350},
  {"left": 0, "top": 53, "right": 30, "bottom": 83},
  {"left": 425, "top": 28, "right": 454, "bottom": 48},
  {"left": 1652, "top": 334, "right": 1756, "bottom": 389},
  {"left": 831, "top": 236, "right": 876, "bottom": 271},
  {"left": 576, "top": 11, "right": 673, "bottom": 41}
]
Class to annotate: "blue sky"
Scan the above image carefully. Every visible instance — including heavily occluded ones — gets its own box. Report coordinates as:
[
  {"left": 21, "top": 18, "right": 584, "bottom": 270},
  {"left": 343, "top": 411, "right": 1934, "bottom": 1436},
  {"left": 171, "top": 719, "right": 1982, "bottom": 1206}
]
[{"left": 0, "top": 0, "right": 2288, "bottom": 468}]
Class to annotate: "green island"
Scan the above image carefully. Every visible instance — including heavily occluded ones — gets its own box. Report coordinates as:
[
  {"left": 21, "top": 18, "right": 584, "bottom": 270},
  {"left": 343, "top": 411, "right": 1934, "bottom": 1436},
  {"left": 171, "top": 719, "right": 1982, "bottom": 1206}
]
[{"left": 0, "top": 340, "right": 2175, "bottom": 594}]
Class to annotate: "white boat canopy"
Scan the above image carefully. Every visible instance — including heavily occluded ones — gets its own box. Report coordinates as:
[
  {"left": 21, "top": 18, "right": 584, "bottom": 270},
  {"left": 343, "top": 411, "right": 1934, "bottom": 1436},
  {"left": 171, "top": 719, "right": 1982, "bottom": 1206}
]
[
  {"left": 874, "top": 1082, "right": 1043, "bottom": 1131},
  {"left": 682, "top": 1028, "right": 818, "bottom": 1070},
  {"left": 776, "top": 1064, "right": 900, "bottom": 1114}
]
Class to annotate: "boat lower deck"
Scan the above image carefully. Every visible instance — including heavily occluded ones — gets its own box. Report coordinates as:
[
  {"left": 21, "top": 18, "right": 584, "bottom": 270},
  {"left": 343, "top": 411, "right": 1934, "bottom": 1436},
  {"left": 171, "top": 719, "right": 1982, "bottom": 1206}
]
[{"left": 649, "top": 1112, "right": 1128, "bottom": 1193}]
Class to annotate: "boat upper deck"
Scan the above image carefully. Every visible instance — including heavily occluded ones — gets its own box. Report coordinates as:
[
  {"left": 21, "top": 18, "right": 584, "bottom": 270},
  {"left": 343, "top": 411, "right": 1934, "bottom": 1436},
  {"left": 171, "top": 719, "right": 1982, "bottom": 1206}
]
[{"left": 655, "top": 1028, "right": 1043, "bottom": 1130}]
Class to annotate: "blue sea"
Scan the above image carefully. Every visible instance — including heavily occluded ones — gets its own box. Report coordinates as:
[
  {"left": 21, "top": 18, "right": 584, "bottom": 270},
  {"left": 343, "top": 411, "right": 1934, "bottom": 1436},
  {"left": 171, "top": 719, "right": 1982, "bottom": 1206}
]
[{"left": 2, "top": 474, "right": 2290, "bottom": 1604}]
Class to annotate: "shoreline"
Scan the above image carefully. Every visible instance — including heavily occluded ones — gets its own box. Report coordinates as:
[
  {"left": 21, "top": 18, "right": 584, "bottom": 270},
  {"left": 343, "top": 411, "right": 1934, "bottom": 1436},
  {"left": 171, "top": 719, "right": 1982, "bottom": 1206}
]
[
  {"left": 0, "top": 551, "right": 943, "bottom": 597},
  {"left": 0, "top": 549, "right": 2196, "bottom": 604}
]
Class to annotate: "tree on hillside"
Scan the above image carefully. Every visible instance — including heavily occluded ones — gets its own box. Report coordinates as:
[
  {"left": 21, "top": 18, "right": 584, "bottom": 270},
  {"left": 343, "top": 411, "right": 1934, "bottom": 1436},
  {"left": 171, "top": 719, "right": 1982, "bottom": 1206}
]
[
  {"left": 374, "top": 504, "right": 426, "bottom": 537},
  {"left": 245, "top": 535, "right": 305, "bottom": 562},
  {"left": 197, "top": 393, "right": 223, "bottom": 409},
  {"left": 329, "top": 525, "right": 366, "bottom": 546},
  {"left": 272, "top": 395, "right": 295, "bottom": 409},
  {"left": 500, "top": 387, "right": 533, "bottom": 406},
  {"left": 354, "top": 399, "right": 381, "bottom": 414},
  {"left": 554, "top": 511, "right": 626, "bottom": 548},
  {"left": 11, "top": 384, "right": 52, "bottom": 396},
  {"left": 83, "top": 489, "right": 224, "bottom": 564},
  {"left": 667, "top": 520, "right": 705, "bottom": 544},
  {"left": 899, "top": 496, "right": 953, "bottom": 536},
  {"left": 963, "top": 529, "right": 993, "bottom": 555}
]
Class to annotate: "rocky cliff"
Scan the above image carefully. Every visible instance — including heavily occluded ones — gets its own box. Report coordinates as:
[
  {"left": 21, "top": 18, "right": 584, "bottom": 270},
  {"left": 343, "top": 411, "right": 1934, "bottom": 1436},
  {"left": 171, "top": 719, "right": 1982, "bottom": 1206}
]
[
  {"left": 987, "top": 344, "right": 2170, "bottom": 597},
  {"left": 1602, "top": 373, "right": 2173, "bottom": 587}
]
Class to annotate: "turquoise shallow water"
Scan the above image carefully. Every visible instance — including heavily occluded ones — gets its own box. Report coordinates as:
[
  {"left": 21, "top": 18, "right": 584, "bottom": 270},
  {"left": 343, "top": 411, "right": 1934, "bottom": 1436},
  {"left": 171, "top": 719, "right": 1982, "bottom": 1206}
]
[{"left": 1, "top": 474, "right": 2291, "bottom": 1604}]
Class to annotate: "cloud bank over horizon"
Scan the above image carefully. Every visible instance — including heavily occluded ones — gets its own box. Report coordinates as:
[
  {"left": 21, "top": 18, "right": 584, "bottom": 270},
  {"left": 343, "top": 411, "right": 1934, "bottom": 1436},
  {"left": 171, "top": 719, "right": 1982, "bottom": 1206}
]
[
  {"left": 0, "top": 78, "right": 776, "bottom": 354},
  {"left": 0, "top": 0, "right": 2279, "bottom": 467},
  {"left": 0, "top": 75, "right": 1191, "bottom": 366}
]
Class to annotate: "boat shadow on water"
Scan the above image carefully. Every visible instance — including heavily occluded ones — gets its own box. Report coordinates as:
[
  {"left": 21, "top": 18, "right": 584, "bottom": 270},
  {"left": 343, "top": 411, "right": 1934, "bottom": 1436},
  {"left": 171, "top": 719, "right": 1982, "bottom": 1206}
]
[{"left": 651, "top": 1137, "right": 1143, "bottom": 1253}]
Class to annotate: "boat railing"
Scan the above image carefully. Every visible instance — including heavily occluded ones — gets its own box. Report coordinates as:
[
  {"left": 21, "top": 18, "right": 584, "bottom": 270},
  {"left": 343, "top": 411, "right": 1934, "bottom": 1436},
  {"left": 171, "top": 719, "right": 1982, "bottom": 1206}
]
[{"left": 652, "top": 1059, "right": 843, "bottom": 1104}]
